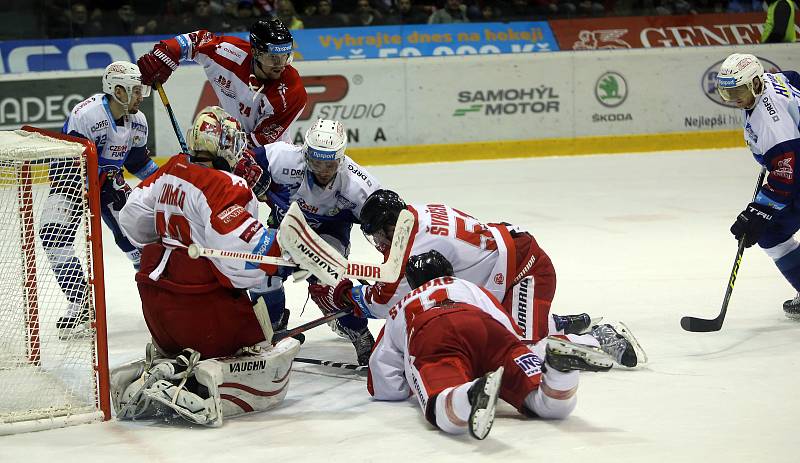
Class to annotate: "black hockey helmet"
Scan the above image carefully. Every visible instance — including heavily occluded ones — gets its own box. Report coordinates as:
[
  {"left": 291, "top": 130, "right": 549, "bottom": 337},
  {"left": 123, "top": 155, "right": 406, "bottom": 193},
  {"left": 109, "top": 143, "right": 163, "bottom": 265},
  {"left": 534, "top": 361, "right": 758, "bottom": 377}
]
[
  {"left": 360, "top": 189, "right": 406, "bottom": 235},
  {"left": 405, "top": 250, "right": 454, "bottom": 289},
  {"left": 249, "top": 18, "right": 293, "bottom": 54}
]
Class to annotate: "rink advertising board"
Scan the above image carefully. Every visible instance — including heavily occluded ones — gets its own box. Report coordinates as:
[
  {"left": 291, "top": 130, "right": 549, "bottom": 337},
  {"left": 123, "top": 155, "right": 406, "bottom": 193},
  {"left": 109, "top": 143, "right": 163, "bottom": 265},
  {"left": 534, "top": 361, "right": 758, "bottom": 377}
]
[
  {"left": 0, "top": 70, "right": 156, "bottom": 147},
  {"left": 0, "top": 23, "right": 557, "bottom": 75},
  {"left": 549, "top": 12, "right": 800, "bottom": 50}
]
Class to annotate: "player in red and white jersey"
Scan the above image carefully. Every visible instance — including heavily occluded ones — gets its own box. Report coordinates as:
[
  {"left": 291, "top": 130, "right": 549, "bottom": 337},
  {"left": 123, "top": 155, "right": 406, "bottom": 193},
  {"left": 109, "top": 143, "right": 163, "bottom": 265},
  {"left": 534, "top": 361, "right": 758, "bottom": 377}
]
[
  {"left": 112, "top": 107, "right": 307, "bottom": 428},
  {"left": 137, "top": 17, "right": 307, "bottom": 147},
  {"left": 328, "top": 189, "right": 646, "bottom": 368},
  {"left": 368, "top": 250, "right": 613, "bottom": 440}
]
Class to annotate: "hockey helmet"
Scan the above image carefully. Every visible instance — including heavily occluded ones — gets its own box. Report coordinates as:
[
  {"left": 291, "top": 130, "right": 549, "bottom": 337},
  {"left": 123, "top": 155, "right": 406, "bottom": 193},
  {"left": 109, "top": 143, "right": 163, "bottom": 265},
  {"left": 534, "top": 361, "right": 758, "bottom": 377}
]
[
  {"left": 250, "top": 18, "right": 293, "bottom": 69},
  {"left": 186, "top": 106, "right": 246, "bottom": 170},
  {"left": 102, "top": 61, "right": 150, "bottom": 111},
  {"left": 716, "top": 53, "right": 765, "bottom": 108},
  {"left": 360, "top": 189, "right": 406, "bottom": 236},
  {"left": 405, "top": 250, "right": 454, "bottom": 289}
]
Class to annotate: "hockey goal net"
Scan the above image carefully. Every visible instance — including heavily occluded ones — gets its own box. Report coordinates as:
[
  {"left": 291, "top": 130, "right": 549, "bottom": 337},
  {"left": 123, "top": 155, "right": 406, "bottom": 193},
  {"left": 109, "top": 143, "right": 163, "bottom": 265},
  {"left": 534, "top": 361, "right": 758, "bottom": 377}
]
[{"left": 0, "top": 126, "right": 109, "bottom": 435}]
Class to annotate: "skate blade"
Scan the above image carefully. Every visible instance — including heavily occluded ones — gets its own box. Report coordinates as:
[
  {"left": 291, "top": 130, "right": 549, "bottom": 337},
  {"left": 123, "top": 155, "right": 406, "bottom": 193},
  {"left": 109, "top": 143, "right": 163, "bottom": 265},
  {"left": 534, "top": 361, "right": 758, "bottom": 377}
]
[
  {"left": 469, "top": 366, "right": 503, "bottom": 440},
  {"left": 546, "top": 337, "right": 613, "bottom": 372},
  {"left": 611, "top": 321, "right": 648, "bottom": 365}
]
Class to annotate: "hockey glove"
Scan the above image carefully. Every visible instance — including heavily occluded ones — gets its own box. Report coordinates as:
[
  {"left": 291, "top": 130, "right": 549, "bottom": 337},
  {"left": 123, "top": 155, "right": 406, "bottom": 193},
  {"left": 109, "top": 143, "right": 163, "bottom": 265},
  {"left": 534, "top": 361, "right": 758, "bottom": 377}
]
[
  {"left": 232, "top": 151, "right": 266, "bottom": 192},
  {"left": 730, "top": 202, "right": 775, "bottom": 248},
  {"left": 101, "top": 170, "right": 132, "bottom": 212},
  {"left": 309, "top": 279, "right": 359, "bottom": 315},
  {"left": 137, "top": 42, "right": 180, "bottom": 86}
]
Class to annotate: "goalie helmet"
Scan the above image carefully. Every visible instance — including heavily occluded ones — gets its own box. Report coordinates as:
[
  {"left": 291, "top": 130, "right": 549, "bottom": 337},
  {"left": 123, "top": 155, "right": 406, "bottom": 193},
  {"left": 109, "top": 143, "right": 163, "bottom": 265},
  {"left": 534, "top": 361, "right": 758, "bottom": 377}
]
[
  {"left": 716, "top": 53, "right": 765, "bottom": 108},
  {"left": 102, "top": 61, "right": 151, "bottom": 112},
  {"left": 186, "top": 106, "right": 246, "bottom": 171},
  {"left": 360, "top": 189, "right": 406, "bottom": 235},
  {"left": 405, "top": 250, "right": 454, "bottom": 289}
]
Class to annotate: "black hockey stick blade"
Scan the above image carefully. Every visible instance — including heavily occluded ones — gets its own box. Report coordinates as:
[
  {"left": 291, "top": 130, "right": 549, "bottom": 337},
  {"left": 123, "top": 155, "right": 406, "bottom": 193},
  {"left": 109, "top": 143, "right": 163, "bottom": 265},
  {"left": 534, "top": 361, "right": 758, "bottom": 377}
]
[{"left": 680, "top": 315, "right": 723, "bottom": 332}]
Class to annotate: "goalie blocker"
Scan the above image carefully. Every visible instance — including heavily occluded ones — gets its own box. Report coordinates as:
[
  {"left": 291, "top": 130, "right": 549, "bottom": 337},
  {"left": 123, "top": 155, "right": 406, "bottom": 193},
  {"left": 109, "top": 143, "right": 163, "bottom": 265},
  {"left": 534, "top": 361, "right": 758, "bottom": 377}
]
[{"left": 188, "top": 202, "right": 415, "bottom": 286}]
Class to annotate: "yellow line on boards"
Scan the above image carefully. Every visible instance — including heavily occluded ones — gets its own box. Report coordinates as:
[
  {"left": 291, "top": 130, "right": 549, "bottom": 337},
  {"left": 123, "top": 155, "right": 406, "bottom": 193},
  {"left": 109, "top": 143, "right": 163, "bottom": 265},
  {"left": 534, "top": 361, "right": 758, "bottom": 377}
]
[{"left": 144, "top": 130, "right": 744, "bottom": 176}]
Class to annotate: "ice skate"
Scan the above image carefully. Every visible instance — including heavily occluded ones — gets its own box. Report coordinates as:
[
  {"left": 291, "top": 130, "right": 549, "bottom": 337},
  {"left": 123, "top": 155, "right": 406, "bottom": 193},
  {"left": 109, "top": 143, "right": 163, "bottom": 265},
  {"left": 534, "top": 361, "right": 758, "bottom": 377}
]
[
  {"left": 338, "top": 324, "right": 375, "bottom": 366},
  {"left": 56, "top": 302, "right": 92, "bottom": 339},
  {"left": 467, "top": 367, "right": 503, "bottom": 440},
  {"left": 545, "top": 337, "right": 613, "bottom": 372},
  {"left": 783, "top": 293, "right": 800, "bottom": 319},
  {"left": 589, "top": 322, "right": 646, "bottom": 368},
  {"left": 552, "top": 313, "right": 599, "bottom": 335}
]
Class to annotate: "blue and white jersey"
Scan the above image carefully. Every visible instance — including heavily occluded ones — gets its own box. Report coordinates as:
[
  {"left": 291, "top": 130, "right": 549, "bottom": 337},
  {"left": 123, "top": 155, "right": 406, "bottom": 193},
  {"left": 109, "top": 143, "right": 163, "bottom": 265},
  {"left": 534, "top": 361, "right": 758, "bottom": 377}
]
[
  {"left": 251, "top": 141, "right": 380, "bottom": 248},
  {"left": 62, "top": 93, "right": 155, "bottom": 179},
  {"left": 743, "top": 72, "right": 800, "bottom": 211}
]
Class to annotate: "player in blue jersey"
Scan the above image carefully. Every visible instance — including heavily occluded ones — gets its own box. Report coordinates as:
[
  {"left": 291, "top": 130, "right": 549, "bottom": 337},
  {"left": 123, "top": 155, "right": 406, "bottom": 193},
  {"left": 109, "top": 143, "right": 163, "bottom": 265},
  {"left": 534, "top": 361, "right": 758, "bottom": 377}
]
[
  {"left": 235, "top": 119, "right": 381, "bottom": 365},
  {"left": 44, "top": 61, "right": 159, "bottom": 334},
  {"left": 718, "top": 53, "right": 800, "bottom": 318}
]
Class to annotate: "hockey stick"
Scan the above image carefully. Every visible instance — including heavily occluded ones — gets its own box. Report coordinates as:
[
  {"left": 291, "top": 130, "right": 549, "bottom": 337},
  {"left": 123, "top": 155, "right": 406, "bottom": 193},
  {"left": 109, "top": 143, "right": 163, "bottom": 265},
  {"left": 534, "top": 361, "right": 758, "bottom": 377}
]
[
  {"left": 272, "top": 309, "right": 350, "bottom": 343},
  {"left": 187, "top": 203, "right": 415, "bottom": 284},
  {"left": 293, "top": 357, "right": 368, "bottom": 372},
  {"left": 680, "top": 167, "right": 767, "bottom": 332},
  {"left": 154, "top": 82, "right": 189, "bottom": 154}
]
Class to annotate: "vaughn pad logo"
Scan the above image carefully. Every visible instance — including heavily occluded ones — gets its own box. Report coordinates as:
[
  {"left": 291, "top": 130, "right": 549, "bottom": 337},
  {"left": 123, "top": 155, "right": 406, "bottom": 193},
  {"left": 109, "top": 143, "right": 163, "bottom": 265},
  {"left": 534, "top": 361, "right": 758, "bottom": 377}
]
[{"left": 595, "top": 72, "right": 628, "bottom": 108}]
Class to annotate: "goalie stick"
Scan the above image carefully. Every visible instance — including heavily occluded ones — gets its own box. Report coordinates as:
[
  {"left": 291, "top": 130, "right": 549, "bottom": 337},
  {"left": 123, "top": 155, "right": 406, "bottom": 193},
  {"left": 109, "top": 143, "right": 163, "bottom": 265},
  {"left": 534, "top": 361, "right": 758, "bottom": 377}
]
[
  {"left": 272, "top": 309, "right": 350, "bottom": 343},
  {"left": 187, "top": 202, "right": 415, "bottom": 285},
  {"left": 680, "top": 167, "right": 767, "bottom": 333},
  {"left": 293, "top": 357, "right": 368, "bottom": 372}
]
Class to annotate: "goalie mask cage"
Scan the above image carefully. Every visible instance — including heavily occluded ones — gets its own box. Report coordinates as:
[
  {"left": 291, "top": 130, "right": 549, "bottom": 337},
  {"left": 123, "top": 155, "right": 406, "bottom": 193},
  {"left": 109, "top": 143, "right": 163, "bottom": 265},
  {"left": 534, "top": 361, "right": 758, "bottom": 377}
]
[{"left": 0, "top": 126, "right": 109, "bottom": 435}]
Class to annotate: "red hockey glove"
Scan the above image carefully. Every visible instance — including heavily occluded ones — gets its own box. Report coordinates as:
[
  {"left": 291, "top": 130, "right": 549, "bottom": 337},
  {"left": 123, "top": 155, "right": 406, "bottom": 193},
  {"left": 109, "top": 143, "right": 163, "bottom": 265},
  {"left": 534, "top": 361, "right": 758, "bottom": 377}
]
[
  {"left": 309, "top": 279, "right": 360, "bottom": 316},
  {"left": 333, "top": 279, "right": 362, "bottom": 317},
  {"left": 232, "top": 151, "right": 265, "bottom": 191},
  {"left": 137, "top": 42, "right": 180, "bottom": 86},
  {"left": 309, "top": 282, "right": 339, "bottom": 314}
]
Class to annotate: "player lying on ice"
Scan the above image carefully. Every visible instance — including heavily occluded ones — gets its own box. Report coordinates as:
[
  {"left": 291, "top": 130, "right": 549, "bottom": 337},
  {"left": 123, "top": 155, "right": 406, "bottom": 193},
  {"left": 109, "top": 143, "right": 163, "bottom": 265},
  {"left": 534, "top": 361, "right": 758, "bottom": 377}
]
[
  {"left": 229, "top": 118, "right": 382, "bottom": 366},
  {"left": 110, "top": 107, "right": 341, "bottom": 427},
  {"left": 314, "top": 189, "right": 647, "bottom": 369},
  {"left": 368, "top": 250, "right": 614, "bottom": 440}
]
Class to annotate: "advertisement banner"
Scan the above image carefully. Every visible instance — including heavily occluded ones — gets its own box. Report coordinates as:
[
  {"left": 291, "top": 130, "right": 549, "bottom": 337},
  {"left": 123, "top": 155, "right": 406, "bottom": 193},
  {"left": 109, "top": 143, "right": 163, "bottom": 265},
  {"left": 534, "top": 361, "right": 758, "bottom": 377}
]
[
  {"left": 549, "top": 12, "right": 800, "bottom": 50},
  {"left": 0, "top": 22, "right": 557, "bottom": 75},
  {"left": 0, "top": 70, "right": 156, "bottom": 147}
]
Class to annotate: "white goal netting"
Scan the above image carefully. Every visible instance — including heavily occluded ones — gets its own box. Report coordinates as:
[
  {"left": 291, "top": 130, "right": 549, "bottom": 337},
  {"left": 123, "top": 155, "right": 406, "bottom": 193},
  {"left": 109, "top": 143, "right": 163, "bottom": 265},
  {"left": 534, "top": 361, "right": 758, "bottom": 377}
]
[{"left": 0, "top": 128, "right": 108, "bottom": 435}]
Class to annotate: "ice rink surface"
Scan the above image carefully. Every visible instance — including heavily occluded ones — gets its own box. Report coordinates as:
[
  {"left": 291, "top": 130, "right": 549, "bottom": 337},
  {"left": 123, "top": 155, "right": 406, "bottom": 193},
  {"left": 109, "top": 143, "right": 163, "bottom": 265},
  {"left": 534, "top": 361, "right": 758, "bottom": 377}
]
[{"left": 2, "top": 147, "right": 797, "bottom": 463}]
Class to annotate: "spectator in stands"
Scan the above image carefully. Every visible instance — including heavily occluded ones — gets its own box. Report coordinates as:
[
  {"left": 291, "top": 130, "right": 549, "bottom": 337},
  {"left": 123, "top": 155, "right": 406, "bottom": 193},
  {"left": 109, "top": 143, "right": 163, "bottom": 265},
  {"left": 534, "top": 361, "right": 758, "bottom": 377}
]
[
  {"left": 113, "top": 2, "right": 140, "bottom": 36},
  {"left": 384, "top": 0, "right": 430, "bottom": 24},
  {"left": 224, "top": 0, "right": 258, "bottom": 32},
  {"left": 726, "top": 0, "right": 763, "bottom": 12},
  {"left": 277, "top": 0, "right": 306, "bottom": 28},
  {"left": 175, "top": 0, "right": 222, "bottom": 32},
  {"left": 304, "top": 0, "right": 349, "bottom": 28},
  {"left": 761, "top": 0, "right": 797, "bottom": 43},
  {"left": 577, "top": 0, "right": 606, "bottom": 16},
  {"left": 50, "top": 1, "right": 104, "bottom": 38},
  {"left": 496, "top": 0, "right": 538, "bottom": 21},
  {"left": 349, "top": 0, "right": 384, "bottom": 26},
  {"left": 428, "top": 0, "right": 469, "bottom": 23}
]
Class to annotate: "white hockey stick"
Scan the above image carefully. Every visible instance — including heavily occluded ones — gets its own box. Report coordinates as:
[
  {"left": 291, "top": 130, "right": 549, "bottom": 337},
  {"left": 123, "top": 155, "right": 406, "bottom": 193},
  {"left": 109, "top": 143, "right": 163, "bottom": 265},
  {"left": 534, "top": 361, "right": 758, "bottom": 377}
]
[{"left": 187, "top": 203, "right": 415, "bottom": 285}]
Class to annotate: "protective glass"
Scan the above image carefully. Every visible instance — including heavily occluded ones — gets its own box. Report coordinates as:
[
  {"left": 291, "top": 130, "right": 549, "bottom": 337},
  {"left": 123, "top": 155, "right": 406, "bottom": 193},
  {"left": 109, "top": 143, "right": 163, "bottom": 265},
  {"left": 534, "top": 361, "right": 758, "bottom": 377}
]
[
  {"left": 363, "top": 224, "right": 394, "bottom": 254},
  {"left": 716, "top": 83, "right": 751, "bottom": 102},
  {"left": 306, "top": 158, "right": 339, "bottom": 176},
  {"left": 131, "top": 84, "right": 151, "bottom": 98}
]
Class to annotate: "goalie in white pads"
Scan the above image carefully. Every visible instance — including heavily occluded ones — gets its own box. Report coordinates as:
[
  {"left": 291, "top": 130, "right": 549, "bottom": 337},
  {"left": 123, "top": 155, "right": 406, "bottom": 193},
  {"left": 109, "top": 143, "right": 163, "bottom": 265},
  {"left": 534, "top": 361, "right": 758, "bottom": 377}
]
[
  {"left": 112, "top": 107, "right": 335, "bottom": 426},
  {"left": 231, "top": 118, "right": 381, "bottom": 365},
  {"left": 368, "top": 250, "right": 613, "bottom": 440}
]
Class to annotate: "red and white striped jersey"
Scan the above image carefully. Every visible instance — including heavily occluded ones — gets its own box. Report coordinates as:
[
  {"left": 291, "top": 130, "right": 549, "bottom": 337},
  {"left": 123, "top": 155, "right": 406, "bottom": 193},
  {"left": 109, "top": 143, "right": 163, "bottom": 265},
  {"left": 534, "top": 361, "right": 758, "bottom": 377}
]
[
  {"left": 367, "top": 277, "right": 518, "bottom": 400},
  {"left": 351, "top": 204, "right": 517, "bottom": 319},
  {"left": 163, "top": 30, "right": 307, "bottom": 147},
  {"left": 119, "top": 154, "right": 281, "bottom": 291}
]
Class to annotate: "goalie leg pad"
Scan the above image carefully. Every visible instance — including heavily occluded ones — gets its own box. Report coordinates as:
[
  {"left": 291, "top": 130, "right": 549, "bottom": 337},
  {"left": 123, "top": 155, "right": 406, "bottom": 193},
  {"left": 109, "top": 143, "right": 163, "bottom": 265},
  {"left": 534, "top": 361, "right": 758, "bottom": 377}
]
[
  {"left": 209, "top": 337, "right": 302, "bottom": 418},
  {"left": 143, "top": 379, "right": 222, "bottom": 427}
]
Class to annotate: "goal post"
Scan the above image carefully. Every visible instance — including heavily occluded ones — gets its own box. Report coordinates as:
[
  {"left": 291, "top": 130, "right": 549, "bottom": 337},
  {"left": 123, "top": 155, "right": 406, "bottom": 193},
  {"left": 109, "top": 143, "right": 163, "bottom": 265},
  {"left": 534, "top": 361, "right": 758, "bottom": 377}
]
[{"left": 0, "top": 126, "right": 110, "bottom": 435}]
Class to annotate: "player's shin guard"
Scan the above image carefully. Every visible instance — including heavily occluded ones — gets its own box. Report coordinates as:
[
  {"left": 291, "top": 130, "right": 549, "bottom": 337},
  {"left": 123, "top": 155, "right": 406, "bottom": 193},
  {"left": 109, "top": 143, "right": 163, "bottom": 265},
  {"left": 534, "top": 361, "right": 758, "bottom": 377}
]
[{"left": 429, "top": 383, "right": 474, "bottom": 436}]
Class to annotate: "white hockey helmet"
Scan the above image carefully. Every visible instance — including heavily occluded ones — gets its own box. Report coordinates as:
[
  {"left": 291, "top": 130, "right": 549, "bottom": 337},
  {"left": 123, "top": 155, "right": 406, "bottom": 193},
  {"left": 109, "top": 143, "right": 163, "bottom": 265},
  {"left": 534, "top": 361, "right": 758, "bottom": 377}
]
[
  {"left": 716, "top": 53, "right": 765, "bottom": 108},
  {"left": 186, "top": 106, "right": 246, "bottom": 170},
  {"left": 102, "top": 61, "right": 151, "bottom": 111},
  {"left": 303, "top": 118, "right": 347, "bottom": 163}
]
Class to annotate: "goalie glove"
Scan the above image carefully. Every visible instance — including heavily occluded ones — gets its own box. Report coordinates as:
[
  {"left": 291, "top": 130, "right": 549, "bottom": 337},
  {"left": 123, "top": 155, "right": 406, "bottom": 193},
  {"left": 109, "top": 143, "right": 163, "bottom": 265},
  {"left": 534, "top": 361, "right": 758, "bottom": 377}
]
[{"left": 137, "top": 41, "right": 180, "bottom": 86}]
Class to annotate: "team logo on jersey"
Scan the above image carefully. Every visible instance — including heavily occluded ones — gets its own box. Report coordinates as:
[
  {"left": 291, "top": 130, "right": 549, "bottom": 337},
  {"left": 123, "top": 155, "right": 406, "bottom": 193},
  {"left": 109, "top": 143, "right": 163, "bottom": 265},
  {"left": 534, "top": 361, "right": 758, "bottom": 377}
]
[
  {"left": 594, "top": 72, "right": 627, "bottom": 108},
  {"left": 108, "top": 145, "right": 128, "bottom": 159},
  {"left": 513, "top": 353, "right": 542, "bottom": 377},
  {"left": 761, "top": 95, "right": 780, "bottom": 122},
  {"left": 773, "top": 154, "right": 794, "bottom": 183},
  {"left": 215, "top": 43, "right": 247, "bottom": 65},
  {"left": 218, "top": 204, "right": 246, "bottom": 224},
  {"left": 494, "top": 273, "right": 504, "bottom": 285},
  {"left": 702, "top": 57, "right": 782, "bottom": 107},
  {"left": 214, "top": 75, "right": 236, "bottom": 98},
  {"left": 278, "top": 83, "right": 288, "bottom": 110}
]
